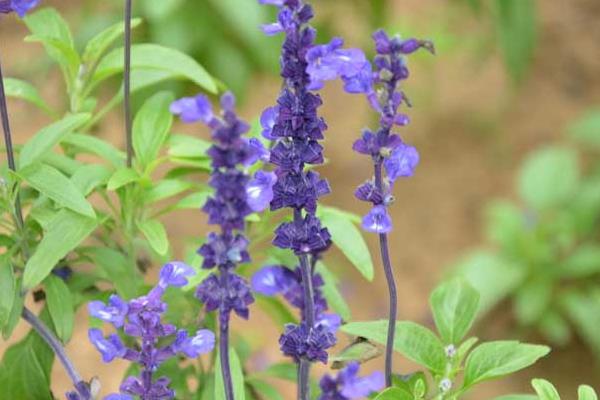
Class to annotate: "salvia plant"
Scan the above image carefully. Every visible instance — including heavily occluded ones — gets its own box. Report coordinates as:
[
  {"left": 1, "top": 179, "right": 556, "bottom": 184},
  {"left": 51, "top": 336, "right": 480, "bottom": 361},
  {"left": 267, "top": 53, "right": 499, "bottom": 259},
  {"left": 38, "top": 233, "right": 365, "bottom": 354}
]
[
  {"left": 453, "top": 107, "right": 600, "bottom": 360},
  {"left": 0, "top": 1, "right": 597, "bottom": 400}
]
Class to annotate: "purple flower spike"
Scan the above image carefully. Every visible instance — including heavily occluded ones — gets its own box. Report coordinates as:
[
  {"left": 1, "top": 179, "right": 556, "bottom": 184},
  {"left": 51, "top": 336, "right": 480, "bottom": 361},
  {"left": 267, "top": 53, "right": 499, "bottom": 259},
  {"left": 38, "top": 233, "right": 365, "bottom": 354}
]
[
  {"left": 384, "top": 142, "right": 419, "bottom": 181},
  {"left": 251, "top": 265, "right": 294, "bottom": 296},
  {"left": 88, "top": 295, "right": 128, "bottom": 328},
  {"left": 0, "top": 0, "right": 39, "bottom": 17},
  {"left": 362, "top": 205, "right": 392, "bottom": 233},
  {"left": 279, "top": 323, "right": 336, "bottom": 364},
  {"left": 318, "top": 362, "right": 385, "bottom": 400},
  {"left": 246, "top": 170, "right": 277, "bottom": 212},
  {"left": 170, "top": 94, "right": 213, "bottom": 124},
  {"left": 158, "top": 261, "right": 195, "bottom": 288},
  {"left": 174, "top": 329, "right": 216, "bottom": 358},
  {"left": 88, "top": 329, "right": 126, "bottom": 363}
]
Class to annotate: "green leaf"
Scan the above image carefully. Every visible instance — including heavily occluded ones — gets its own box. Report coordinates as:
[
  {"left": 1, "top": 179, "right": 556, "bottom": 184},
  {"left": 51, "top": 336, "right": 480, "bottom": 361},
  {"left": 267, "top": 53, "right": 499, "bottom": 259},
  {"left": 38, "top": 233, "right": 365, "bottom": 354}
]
[
  {"left": 317, "top": 206, "right": 374, "bottom": 281},
  {"left": 559, "top": 290, "right": 600, "bottom": 356},
  {"left": 87, "top": 247, "right": 139, "bottom": 299},
  {"left": 19, "top": 114, "right": 91, "bottom": 168},
  {"left": 429, "top": 278, "right": 480, "bottom": 344},
  {"left": 559, "top": 245, "right": 600, "bottom": 278},
  {"left": 44, "top": 275, "right": 74, "bottom": 343},
  {"left": 17, "top": 163, "right": 96, "bottom": 218},
  {"left": 63, "top": 133, "right": 126, "bottom": 167},
  {"left": 23, "top": 8, "right": 78, "bottom": 89},
  {"left": 494, "top": 0, "right": 537, "bottom": 83},
  {"left": 331, "top": 338, "right": 382, "bottom": 369},
  {"left": 246, "top": 378, "right": 283, "bottom": 400},
  {"left": 2, "top": 283, "right": 23, "bottom": 339},
  {"left": 215, "top": 348, "right": 245, "bottom": 400},
  {"left": 341, "top": 320, "right": 446, "bottom": 374},
  {"left": 255, "top": 295, "right": 296, "bottom": 326},
  {"left": 23, "top": 210, "right": 97, "bottom": 289},
  {"left": 454, "top": 251, "right": 525, "bottom": 314},
  {"left": 133, "top": 91, "right": 174, "bottom": 169},
  {"left": 579, "top": 385, "right": 598, "bottom": 400},
  {"left": 255, "top": 362, "right": 296, "bottom": 382},
  {"left": 146, "top": 179, "right": 194, "bottom": 203},
  {"left": 514, "top": 277, "right": 552, "bottom": 325},
  {"left": 373, "top": 388, "right": 413, "bottom": 400},
  {"left": 568, "top": 108, "right": 600, "bottom": 148},
  {"left": 168, "top": 134, "right": 211, "bottom": 158},
  {"left": 107, "top": 168, "right": 139, "bottom": 190},
  {"left": 517, "top": 146, "right": 579, "bottom": 210},
  {"left": 4, "top": 77, "right": 53, "bottom": 114},
  {"left": 71, "top": 164, "right": 111, "bottom": 196},
  {"left": 137, "top": 219, "right": 169, "bottom": 255},
  {"left": 494, "top": 396, "right": 538, "bottom": 400},
  {"left": 463, "top": 341, "right": 550, "bottom": 388},
  {"left": 174, "top": 190, "right": 212, "bottom": 210},
  {"left": 0, "top": 261, "right": 15, "bottom": 329},
  {"left": 92, "top": 44, "right": 217, "bottom": 93},
  {"left": 531, "top": 379, "right": 560, "bottom": 400},
  {"left": 0, "top": 329, "right": 54, "bottom": 400},
  {"left": 83, "top": 18, "right": 143, "bottom": 65}
]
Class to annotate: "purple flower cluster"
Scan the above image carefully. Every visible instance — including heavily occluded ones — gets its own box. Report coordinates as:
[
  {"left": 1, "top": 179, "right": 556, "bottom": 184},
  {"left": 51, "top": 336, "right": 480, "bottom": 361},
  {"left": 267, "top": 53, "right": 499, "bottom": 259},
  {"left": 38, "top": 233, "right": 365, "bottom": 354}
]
[
  {"left": 256, "top": 0, "right": 336, "bottom": 365},
  {"left": 87, "top": 262, "right": 215, "bottom": 400},
  {"left": 0, "top": 0, "right": 38, "bottom": 17},
  {"left": 171, "top": 92, "right": 261, "bottom": 321},
  {"left": 318, "top": 363, "right": 384, "bottom": 400},
  {"left": 305, "top": 30, "right": 433, "bottom": 233}
]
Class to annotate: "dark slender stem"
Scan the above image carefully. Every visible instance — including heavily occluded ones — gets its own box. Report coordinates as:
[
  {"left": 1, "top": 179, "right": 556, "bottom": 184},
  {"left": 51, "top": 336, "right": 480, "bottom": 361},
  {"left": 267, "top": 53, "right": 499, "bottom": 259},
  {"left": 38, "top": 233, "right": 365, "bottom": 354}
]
[
  {"left": 219, "top": 269, "right": 235, "bottom": 400},
  {"left": 1, "top": 53, "right": 89, "bottom": 400},
  {"left": 294, "top": 207, "right": 315, "bottom": 400},
  {"left": 374, "top": 161, "right": 397, "bottom": 387},
  {"left": 0, "top": 54, "right": 25, "bottom": 231},
  {"left": 123, "top": 0, "right": 133, "bottom": 167},
  {"left": 22, "top": 307, "right": 85, "bottom": 389}
]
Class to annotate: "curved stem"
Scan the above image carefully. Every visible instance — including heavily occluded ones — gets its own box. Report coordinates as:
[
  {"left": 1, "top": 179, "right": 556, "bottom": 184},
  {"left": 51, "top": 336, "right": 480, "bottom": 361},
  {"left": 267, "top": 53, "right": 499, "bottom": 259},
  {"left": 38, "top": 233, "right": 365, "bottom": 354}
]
[
  {"left": 374, "top": 161, "right": 397, "bottom": 387},
  {"left": 123, "top": 0, "right": 133, "bottom": 167},
  {"left": 219, "top": 269, "right": 235, "bottom": 400},
  {"left": 22, "top": 307, "right": 87, "bottom": 393}
]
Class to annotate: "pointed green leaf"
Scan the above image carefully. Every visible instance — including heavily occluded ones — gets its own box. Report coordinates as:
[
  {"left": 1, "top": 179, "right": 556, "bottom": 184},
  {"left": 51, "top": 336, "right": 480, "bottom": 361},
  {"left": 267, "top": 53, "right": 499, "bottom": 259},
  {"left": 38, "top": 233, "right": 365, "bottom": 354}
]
[
  {"left": 429, "top": 278, "right": 480, "bottom": 344},
  {"left": 83, "top": 18, "right": 143, "bottom": 65},
  {"left": 107, "top": 167, "right": 139, "bottom": 191},
  {"left": 567, "top": 108, "right": 600, "bottom": 148},
  {"left": 19, "top": 114, "right": 91, "bottom": 168},
  {"left": 317, "top": 206, "right": 374, "bottom": 281},
  {"left": 137, "top": 219, "right": 169, "bottom": 255},
  {"left": 71, "top": 164, "right": 111, "bottom": 196},
  {"left": 373, "top": 388, "right": 412, "bottom": 400},
  {"left": 578, "top": 385, "right": 598, "bottom": 400},
  {"left": 17, "top": 163, "right": 96, "bottom": 217},
  {"left": 87, "top": 247, "right": 140, "bottom": 299},
  {"left": 44, "top": 275, "right": 74, "bottom": 343},
  {"left": 63, "top": 133, "right": 126, "bottom": 167},
  {"left": 463, "top": 341, "right": 550, "bottom": 388},
  {"left": 23, "top": 210, "right": 97, "bottom": 289},
  {"left": 532, "top": 379, "right": 560, "bottom": 400},
  {"left": 133, "top": 91, "right": 174, "bottom": 169},
  {"left": 246, "top": 378, "right": 283, "bottom": 400},
  {"left": 0, "top": 261, "right": 15, "bottom": 329},
  {"left": 4, "top": 77, "right": 53, "bottom": 114}
]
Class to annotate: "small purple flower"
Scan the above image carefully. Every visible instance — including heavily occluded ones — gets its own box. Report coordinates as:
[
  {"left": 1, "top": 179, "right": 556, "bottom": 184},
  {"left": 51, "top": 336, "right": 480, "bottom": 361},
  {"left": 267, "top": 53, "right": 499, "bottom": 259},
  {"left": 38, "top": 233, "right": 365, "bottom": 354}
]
[
  {"left": 260, "top": 106, "right": 278, "bottom": 139},
  {"left": 120, "top": 375, "right": 174, "bottom": 400},
  {"left": 318, "top": 362, "right": 385, "bottom": 400},
  {"left": 246, "top": 138, "right": 270, "bottom": 165},
  {"left": 279, "top": 323, "right": 336, "bottom": 364},
  {"left": 317, "top": 313, "right": 342, "bottom": 334},
  {"left": 362, "top": 205, "right": 392, "bottom": 233},
  {"left": 158, "top": 261, "right": 195, "bottom": 288},
  {"left": 198, "top": 232, "right": 250, "bottom": 269},
  {"left": 342, "top": 62, "right": 373, "bottom": 94},
  {"left": 258, "top": 0, "right": 284, "bottom": 5},
  {"left": 306, "top": 37, "right": 367, "bottom": 91},
  {"left": 246, "top": 170, "right": 277, "bottom": 212},
  {"left": 0, "top": 0, "right": 39, "bottom": 17},
  {"left": 173, "top": 329, "right": 216, "bottom": 358},
  {"left": 196, "top": 273, "right": 254, "bottom": 319},
  {"left": 170, "top": 94, "right": 213, "bottom": 124},
  {"left": 273, "top": 213, "right": 332, "bottom": 255},
  {"left": 88, "top": 295, "right": 128, "bottom": 328},
  {"left": 88, "top": 329, "right": 126, "bottom": 363},
  {"left": 104, "top": 395, "right": 133, "bottom": 400},
  {"left": 251, "top": 265, "right": 295, "bottom": 296},
  {"left": 383, "top": 142, "right": 419, "bottom": 181}
]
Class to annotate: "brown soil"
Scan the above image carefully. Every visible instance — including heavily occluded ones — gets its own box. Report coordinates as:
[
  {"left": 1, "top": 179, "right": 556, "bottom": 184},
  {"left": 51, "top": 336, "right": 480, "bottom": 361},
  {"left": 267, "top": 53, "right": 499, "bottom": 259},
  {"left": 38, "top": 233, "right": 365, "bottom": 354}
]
[{"left": 1, "top": 0, "right": 600, "bottom": 398}]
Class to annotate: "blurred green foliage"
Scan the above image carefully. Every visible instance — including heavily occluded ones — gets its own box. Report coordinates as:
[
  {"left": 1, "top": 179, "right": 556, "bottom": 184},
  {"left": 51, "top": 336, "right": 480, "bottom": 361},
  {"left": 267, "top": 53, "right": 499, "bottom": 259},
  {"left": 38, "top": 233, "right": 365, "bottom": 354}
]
[{"left": 454, "top": 107, "right": 600, "bottom": 357}]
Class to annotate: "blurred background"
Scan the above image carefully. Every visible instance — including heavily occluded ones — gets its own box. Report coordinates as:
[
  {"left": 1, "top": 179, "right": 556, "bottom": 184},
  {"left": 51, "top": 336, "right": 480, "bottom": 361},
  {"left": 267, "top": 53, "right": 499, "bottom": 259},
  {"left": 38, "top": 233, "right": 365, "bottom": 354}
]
[{"left": 1, "top": 0, "right": 600, "bottom": 397}]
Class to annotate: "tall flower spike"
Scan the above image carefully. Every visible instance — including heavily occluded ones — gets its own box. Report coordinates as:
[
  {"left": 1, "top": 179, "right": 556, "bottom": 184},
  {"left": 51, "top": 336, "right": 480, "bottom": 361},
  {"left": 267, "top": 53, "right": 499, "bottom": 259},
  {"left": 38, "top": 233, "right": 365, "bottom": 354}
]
[
  {"left": 305, "top": 28, "right": 433, "bottom": 387},
  {"left": 172, "top": 91, "right": 258, "bottom": 400},
  {"left": 87, "top": 263, "right": 215, "bottom": 400},
  {"left": 258, "top": 1, "right": 336, "bottom": 399}
]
